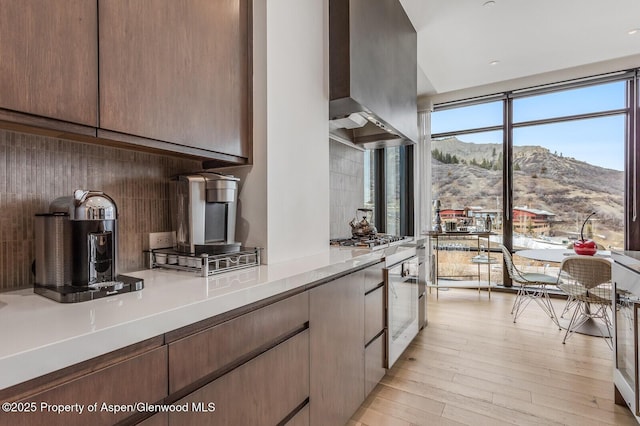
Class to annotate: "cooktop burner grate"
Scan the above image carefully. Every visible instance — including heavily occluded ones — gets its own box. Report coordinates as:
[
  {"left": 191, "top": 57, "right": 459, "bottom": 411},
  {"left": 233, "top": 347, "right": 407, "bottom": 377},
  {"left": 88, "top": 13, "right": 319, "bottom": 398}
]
[{"left": 330, "top": 234, "right": 411, "bottom": 249}]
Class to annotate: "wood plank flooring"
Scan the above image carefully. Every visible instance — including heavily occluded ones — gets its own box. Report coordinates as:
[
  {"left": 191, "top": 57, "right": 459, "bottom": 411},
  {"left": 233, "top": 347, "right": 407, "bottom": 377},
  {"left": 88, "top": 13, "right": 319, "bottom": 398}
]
[{"left": 349, "top": 289, "right": 638, "bottom": 426}]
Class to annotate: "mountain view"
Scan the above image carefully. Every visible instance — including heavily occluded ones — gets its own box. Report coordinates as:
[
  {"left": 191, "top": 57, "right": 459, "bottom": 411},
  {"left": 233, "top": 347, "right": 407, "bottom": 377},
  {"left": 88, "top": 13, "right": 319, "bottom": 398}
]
[{"left": 432, "top": 137, "right": 624, "bottom": 249}]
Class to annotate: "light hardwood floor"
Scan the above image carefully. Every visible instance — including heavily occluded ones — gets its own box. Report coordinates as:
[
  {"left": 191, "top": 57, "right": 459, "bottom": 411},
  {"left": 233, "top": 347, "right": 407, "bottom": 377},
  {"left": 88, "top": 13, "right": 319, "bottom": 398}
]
[{"left": 349, "top": 289, "right": 638, "bottom": 426}]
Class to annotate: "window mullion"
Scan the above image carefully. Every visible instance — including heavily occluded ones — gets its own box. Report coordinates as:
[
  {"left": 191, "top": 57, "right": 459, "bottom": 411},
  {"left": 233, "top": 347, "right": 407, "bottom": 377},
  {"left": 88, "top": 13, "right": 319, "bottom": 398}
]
[
  {"left": 503, "top": 95, "right": 514, "bottom": 286},
  {"left": 513, "top": 108, "right": 627, "bottom": 128}
]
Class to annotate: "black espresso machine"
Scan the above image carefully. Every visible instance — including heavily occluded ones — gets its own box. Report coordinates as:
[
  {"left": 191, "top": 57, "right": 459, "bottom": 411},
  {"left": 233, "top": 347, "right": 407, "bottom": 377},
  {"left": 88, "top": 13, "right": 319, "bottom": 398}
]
[{"left": 34, "top": 190, "right": 143, "bottom": 303}]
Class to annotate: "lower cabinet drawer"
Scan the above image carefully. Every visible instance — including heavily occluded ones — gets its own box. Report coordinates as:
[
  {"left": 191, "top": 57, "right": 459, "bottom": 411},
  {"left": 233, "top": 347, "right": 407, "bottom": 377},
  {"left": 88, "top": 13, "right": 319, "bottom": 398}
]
[
  {"left": 365, "top": 331, "right": 386, "bottom": 397},
  {"left": 364, "top": 262, "right": 384, "bottom": 293},
  {"left": 365, "top": 285, "right": 384, "bottom": 344},
  {"left": 168, "top": 292, "right": 308, "bottom": 394},
  {"left": 0, "top": 346, "right": 168, "bottom": 426},
  {"left": 170, "top": 329, "right": 309, "bottom": 425},
  {"left": 137, "top": 413, "right": 168, "bottom": 426},
  {"left": 284, "top": 403, "right": 309, "bottom": 426}
]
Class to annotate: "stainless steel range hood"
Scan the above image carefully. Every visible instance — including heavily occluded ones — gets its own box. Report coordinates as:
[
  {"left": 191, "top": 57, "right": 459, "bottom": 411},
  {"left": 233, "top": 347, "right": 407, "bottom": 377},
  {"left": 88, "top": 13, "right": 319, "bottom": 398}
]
[
  {"left": 329, "top": 0, "right": 418, "bottom": 149},
  {"left": 329, "top": 112, "right": 410, "bottom": 149}
]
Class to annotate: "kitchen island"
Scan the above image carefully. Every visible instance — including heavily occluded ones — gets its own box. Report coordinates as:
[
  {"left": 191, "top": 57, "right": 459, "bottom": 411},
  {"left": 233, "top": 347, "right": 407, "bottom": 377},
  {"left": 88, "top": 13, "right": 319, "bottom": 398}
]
[{"left": 0, "top": 245, "right": 412, "bottom": 425}]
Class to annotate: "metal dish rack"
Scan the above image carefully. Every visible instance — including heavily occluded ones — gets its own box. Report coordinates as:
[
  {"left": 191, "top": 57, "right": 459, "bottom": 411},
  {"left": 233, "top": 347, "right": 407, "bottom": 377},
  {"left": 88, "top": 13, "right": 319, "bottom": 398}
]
[{"left": 146, "top": 247, "right": 261, "bottom": 277}]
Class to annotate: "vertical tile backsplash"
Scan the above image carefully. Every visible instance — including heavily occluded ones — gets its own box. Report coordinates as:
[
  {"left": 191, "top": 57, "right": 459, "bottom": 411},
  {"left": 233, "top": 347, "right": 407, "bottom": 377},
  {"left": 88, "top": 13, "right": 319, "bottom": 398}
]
[
  {"left": 0, "top": 129, "right": 201, "bottom": 291},
  {"left": 330, "top": 140, "right": 364, "bottom": 239}
]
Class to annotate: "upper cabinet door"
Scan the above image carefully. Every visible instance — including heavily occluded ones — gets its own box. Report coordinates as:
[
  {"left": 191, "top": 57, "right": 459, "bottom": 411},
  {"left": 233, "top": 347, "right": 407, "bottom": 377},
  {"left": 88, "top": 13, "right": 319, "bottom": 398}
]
[
  {"left": 0, "top": 0, "right": 98, "bottom": 127},
  {"left": 99, "top": 0, "right": 251, "bottom": 160}
]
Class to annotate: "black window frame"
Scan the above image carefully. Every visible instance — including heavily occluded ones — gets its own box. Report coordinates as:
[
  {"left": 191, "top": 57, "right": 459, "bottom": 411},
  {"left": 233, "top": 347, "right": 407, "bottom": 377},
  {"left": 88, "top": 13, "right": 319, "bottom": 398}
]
[
  {"left": 371, "top": 145, "right": 414, "bottom": 236},
  {"left": 430, "top": 69, "right": 639, "bottom": 285}
]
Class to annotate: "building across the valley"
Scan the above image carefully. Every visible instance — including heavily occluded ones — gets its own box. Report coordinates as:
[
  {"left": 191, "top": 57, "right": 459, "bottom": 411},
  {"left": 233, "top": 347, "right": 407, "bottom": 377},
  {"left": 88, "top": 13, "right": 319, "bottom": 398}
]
[
  {"left": 512, "top": 206, "right": 555, "bottom": 236},
  {"left": 438, "top": 205, "right": 553, "bottom": 234},
  {"left": 439, "top": 209, "right": 466, "bottom": 221}
]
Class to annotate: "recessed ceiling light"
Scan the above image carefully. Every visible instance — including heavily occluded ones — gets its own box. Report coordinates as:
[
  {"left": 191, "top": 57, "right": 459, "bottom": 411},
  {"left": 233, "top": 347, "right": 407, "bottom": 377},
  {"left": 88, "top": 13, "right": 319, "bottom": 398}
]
[
  {"left": 489, "top": 60, "right": 500, "bottom": 66},
  {"left": 483, "top": 1, "right": 496, "bottom": 7},
  {"left": 628, "top": 28, "right": 640, "bottom": 35}
]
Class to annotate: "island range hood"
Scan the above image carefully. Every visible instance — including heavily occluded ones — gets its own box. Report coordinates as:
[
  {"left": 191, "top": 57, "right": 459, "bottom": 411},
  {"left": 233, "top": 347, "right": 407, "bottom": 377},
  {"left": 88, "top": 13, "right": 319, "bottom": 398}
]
[{"left": 329, "top": 0, "right": 418, "bottom": 149}]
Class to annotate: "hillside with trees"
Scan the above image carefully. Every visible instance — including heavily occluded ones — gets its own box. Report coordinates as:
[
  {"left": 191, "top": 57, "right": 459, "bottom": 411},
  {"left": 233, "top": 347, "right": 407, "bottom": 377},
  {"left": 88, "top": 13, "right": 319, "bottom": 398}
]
[{"left": 432, "top": 137, "right": 624, "bottom": 248}]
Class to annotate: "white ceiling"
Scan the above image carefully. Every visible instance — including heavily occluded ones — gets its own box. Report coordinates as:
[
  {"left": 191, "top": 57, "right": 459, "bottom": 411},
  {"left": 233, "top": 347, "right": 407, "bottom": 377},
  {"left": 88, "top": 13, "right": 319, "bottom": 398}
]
[{"left": 400, "top": 0, "right": 640, "bottom": 98}]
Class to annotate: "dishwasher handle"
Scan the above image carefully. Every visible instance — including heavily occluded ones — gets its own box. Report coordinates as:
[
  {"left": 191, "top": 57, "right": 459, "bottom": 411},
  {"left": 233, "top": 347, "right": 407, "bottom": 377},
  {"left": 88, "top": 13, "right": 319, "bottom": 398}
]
[{"left": 402, "top": 262, "right": 410, "bottom": 278}]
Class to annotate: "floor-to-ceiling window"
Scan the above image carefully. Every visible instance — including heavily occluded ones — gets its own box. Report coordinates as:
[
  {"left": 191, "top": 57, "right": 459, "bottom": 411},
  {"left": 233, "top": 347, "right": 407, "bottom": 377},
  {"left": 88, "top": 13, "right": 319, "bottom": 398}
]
[
  {"left": 511, "top": 81, "right": 626, "bottom": 253},
  {"left": 431, "top": 99, "right": 504, "bottom": 284},
  {"left": 431, "top": 101, "right": 504, "bottom": 230},
  {"left": 430, "top": 70, "right": 639, "bottom": 286}
]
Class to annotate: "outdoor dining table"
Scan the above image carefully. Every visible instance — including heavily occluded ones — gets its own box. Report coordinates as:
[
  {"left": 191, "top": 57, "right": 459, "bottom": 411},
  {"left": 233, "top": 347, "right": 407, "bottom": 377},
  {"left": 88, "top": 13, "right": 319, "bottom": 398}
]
[{"left": 515, "top": 248, "right": 612, "bottom": 337}]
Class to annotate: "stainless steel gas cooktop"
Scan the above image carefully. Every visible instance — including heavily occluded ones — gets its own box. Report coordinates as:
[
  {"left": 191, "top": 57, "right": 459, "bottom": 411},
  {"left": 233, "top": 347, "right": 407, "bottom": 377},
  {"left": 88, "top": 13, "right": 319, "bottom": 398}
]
[{"left": 330, "top": 234, "right": 412, "bottom": 250}]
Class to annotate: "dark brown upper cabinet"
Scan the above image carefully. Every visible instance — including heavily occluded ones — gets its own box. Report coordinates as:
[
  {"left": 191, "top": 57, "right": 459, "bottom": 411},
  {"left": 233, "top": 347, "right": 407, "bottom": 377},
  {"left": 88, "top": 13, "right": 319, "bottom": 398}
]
[
  {"left": 0, "top": 0, "right": 98, "bottom": 130},
  {"left": 98, "top": 0, "right": 251, "bottom": 165}
]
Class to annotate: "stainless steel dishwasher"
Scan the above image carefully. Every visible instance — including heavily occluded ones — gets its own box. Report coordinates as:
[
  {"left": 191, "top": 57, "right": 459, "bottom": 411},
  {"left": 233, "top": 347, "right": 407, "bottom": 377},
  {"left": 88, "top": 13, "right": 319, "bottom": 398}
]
[{"left": 384, "top": 247, "right": 419, "bottom": 368}]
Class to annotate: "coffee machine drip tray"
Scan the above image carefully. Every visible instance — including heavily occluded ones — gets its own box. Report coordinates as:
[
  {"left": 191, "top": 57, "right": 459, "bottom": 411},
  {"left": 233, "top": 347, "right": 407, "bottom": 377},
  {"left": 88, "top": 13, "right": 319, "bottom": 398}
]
[{"left": 34, "top": 275, "right": 144, "bottom": 303}]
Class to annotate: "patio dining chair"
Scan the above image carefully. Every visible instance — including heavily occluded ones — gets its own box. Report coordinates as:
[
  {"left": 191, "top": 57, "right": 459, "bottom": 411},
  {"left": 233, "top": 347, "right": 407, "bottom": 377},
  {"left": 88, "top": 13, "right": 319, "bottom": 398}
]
[
  {"left": 557, "top": 255, "right": 612, "bottom": 348},
  {"left": 500, "top": 245, "right": 559, "bottom": 324}
]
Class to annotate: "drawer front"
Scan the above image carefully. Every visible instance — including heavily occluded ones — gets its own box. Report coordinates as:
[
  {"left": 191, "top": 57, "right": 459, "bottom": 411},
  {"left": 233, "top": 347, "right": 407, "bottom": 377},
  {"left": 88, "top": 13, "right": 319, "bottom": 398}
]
[
  {"left": 364, "top": 285, "right": 385, "bottom": 344},
  {"left": 364, "top": 262, "right": 384, "bottom": 293},
  {"left": 365, "top": 331, "right": 386, "bottom": 397},
  {"left": 171, "top": 330, "right": 309, "bottom": 425},
  {"left": 1, "top": 347, "right": 167, "bottom": 426},
  {"left": 168, "top": 292, "right": 308, "bottom": 393},
  {"left": 137, "top": 413, "right": 168, "bottom": 426},
  {"left": 285, "top": 403, "right": 309, "bottom": 426}
]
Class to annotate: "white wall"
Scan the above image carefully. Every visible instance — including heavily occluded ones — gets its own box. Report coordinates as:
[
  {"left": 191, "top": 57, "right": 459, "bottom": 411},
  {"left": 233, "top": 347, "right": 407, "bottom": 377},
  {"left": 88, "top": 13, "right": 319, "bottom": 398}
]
[{"left": 231, "top": 0, "right": 329, "bottom": 264}]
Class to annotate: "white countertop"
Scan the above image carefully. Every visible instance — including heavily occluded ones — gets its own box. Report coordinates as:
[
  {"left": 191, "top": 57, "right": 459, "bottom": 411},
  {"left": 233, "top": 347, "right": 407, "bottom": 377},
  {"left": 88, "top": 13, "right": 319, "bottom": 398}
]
[
  {"left": 0, "top": 246, "right": 405, "bottom": 390},
  {"left": 612, "top": 250, "right": 640, "bottom": 273}
]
